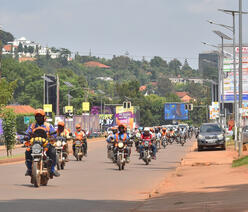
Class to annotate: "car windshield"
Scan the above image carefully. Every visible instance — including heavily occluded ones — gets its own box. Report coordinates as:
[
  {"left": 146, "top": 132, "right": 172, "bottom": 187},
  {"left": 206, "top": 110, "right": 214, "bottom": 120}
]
[{"left": 200, "top": 124, "right": 221, "bottom": 133}]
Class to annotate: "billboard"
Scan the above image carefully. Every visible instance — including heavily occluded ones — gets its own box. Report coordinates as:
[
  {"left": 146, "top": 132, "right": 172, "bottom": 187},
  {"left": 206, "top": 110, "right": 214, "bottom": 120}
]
[
  {"left": 116, "top": 106, "right": 134, "bottom": 129},
  {"left": 223, "top": 45, "right": 248, "bottom": 102},
  {"left": 164, "top": 103, "right": 188, "bottom": 120}
]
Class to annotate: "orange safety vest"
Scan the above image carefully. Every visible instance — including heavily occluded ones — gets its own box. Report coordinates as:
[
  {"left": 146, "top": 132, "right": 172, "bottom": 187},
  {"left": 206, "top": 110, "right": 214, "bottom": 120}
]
[
  {"left": 31, "top": 122, "right": 50, "bottom": 134},
  {"left": 75, "top": 131, "right": 85, "bottom": 140},
  {"left": 115, "top": 133, "right": 127, "bottom": 142}
]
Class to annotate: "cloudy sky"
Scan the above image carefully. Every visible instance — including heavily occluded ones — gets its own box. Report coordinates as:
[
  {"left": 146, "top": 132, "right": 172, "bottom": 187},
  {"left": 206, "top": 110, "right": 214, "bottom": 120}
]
[{"left": 0, "top": 0, "right": 248, "bottom": 68}]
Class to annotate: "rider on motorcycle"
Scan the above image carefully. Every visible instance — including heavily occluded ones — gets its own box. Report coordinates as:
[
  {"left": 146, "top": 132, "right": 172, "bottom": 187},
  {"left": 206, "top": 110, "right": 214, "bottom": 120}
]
[
  {"left": 25, "top": 109, "right": 60, "bottom": 177},
  {"left": 73, "top": 124, "right": 87, "bottom": 156},
  {"left": 56, "top": 121, "right": 70, "bottom": 161},
  {"left": 113, "top": 124, "right": 130, "bottom": 161},
  {"left": 139, "top": 127, "right": 157, "bottom": 159}
]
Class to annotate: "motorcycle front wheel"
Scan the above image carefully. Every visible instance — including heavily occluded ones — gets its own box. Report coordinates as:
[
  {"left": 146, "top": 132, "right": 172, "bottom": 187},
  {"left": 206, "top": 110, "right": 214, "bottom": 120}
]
[{"left": 32, "top": 162, "right": 41, "bottom": 188}]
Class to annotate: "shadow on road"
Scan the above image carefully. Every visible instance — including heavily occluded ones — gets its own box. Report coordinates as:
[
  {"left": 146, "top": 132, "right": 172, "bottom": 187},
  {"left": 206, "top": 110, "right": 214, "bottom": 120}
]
[
  {"left": 136, "top": 183, "right": 248, "bottom": 212},
  {"left": 0, "top": 198, "right": 141, "bottom": 212}
]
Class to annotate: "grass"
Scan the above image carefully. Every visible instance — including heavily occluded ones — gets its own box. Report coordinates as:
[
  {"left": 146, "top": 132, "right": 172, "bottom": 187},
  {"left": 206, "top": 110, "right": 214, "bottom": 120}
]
[
  {"left": 232, "top": 156, "right": 248, "bottom": 167},
  {"left": 0, "top": 153, "right": 24, "bottom": 161}
]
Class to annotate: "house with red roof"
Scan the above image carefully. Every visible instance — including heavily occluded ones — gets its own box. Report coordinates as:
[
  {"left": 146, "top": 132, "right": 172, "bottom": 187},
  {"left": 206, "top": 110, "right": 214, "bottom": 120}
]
[
  {"left": 84, "top": 61, "right": 110, "bottom": 69},
  {"left": 6, "top": 105, "right": 36, "bottom": 114},
  {"left": 175, "top": 92, "right": 195, "bottom": 103}
]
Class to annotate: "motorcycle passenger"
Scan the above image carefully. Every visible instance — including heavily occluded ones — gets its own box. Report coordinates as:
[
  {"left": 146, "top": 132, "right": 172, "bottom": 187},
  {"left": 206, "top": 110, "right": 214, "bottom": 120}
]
[
  {"left": 25, "top": 109, "right": 60, "bottom": 177},
  {"left": 113, "top": 124, "right": 130, "bottom": 161},
  {"left": 73, "top": 124, "right": 87, "bottom": 157},
  {"left": 139, "top": 127, "right": 157, "bottom": 159},
  {"left": 106, "top": 127, "right": 118, "bottom": 149},
  {"left": 57, "top": 121, "right": 70, "bottom": 162}
]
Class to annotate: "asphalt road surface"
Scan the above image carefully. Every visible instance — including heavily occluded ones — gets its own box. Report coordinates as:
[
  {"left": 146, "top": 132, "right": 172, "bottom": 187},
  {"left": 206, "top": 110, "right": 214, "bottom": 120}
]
[{"left": 0, "top": 139, "right": 193, "bottom": 212}]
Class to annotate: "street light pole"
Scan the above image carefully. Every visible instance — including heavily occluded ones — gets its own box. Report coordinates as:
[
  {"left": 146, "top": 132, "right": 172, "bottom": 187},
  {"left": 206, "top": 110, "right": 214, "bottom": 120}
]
[{"left": 239, "top": 0, "right": 243, "bottom": 157}]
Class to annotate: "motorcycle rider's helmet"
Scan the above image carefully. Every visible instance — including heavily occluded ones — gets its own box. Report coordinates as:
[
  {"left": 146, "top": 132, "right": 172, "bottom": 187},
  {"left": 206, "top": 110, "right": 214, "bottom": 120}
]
[
  {"left": 34, "top": 109, "right": 46, "bottom": 125},
  {"left": 76, "top": 124, "right": 81, "bottom": 131},
  {"left": 58, "top": 121, "right": 65, "bottom": 132},
  {"left": 58, "top": 121, "right": 65, "bottom": 127},
  {"left": 118, "top": 124, "right": 126, "bottom": 132},
  {"left": 150, "top": 128, "right": 154, "bottom": 132},
  {"left": 162, "top": 127, "right": 166, "bottom": 131}
]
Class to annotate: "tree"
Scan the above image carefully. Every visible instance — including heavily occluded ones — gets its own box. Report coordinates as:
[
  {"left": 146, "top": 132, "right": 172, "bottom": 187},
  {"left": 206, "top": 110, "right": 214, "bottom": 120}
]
[
  {"left": 0, "top": 30, "right": 14, "bottom": 45},
  {"left": 17, "top": 43, "right": 23, "bottom": 53},
  {"left": 0, "top": 78, "right": 17, "bottom": 105},
  {"left": 181, "top": 59, "right": 192, "bottom": 72},
  {"left": 0, "top": 107, "right": 16, "bottom": 157},
  {"left": 150, "top": 56, "right": 168, "bottom": 68},
  {"left": 157, "top": 77, "right": 173, "bottom": 97},
  {"left": 168, "top": 59, "right": 182, "bottom": 76}
]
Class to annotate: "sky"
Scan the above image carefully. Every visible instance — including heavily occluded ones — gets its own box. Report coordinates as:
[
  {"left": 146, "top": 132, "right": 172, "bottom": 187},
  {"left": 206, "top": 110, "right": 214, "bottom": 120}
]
[{"left": 0, "top": 0, "right": 248, "bottom": 68}]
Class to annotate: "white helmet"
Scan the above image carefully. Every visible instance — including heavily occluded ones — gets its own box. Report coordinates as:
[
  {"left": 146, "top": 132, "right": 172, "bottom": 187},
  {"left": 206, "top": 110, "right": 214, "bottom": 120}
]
[{"left": 144, "top": 127, "right": 150, "bottom": 132}]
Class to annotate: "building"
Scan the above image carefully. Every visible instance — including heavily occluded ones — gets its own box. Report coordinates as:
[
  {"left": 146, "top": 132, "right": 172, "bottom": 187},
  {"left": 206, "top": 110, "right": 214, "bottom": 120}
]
[
  {"left": 169, "top": 77, "right": 187, "bottom": 84},
  {"left": 84, "top": 61, "right": 110, "bottom": 68},
  {"left": 175, "top": 92, "right": 195, "bottom": 103},
  {"left": 6, "top": 105, "right": 36, "bottom": 114},
  {"left": 198, "top": 51, "right": 219, "bottom": 77}
]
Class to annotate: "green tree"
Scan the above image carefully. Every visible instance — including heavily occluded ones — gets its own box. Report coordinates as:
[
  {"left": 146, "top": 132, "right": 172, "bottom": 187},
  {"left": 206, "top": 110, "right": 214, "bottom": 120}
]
[
  {"left": 17, "top": 43, "right": 23, "bottom": 53},
  {"left": 0, "top": 107, "right": 16, "bottom": 157}
]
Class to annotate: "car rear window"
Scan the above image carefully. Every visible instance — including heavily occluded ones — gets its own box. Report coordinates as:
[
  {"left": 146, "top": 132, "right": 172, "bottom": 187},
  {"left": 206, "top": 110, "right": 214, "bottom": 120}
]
[{"left": 200, "top": 124, "right": 221, "bottom": 133}]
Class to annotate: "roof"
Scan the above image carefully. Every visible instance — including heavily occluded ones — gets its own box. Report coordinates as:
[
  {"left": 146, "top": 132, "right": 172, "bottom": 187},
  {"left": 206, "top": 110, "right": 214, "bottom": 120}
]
[
  {"left": 139, "top": 85, "right": 147, "bottom": 91},
  {"left": 175, "top": 92, "right": 189, "bottom": 98},
  {"left": 181, "top": 95, "right": 193, "bottom": 103},
  {"left": 19, "top": 57, "right": 36, "bottom": 63},
  {"left": 6, "top": 105, "right": 36, "bottom": 114},
  {"left": 84, "top": 61, "right": 110, "bottom": 68},
  {"left": 3, "top": 44, "right": 12, "bottom": 52}
]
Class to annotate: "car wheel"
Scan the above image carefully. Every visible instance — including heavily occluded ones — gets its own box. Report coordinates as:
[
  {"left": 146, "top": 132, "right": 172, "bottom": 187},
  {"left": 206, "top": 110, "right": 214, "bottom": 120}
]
[
  {"left": 221, "top": 144, "right": 226, "bottom": 150},
  {"left": 198, "top": 145, "right": 203, "bottom": 151}
]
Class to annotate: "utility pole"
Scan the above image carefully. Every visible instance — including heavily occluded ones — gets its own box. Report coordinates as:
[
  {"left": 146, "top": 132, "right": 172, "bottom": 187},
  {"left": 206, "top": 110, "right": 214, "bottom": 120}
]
[{"left": 238, "top": 0, "right": 243, "bottom": 157}]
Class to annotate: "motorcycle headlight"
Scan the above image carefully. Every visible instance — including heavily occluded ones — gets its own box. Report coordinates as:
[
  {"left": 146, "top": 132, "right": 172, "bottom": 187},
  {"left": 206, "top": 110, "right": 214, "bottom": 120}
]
[
  {"left": 75, "top": 140, "right": 81, "bottom": 145},
  {"left": 217, "top": 134, "right": 224, "bottom": 140},
  {"left": 62, "top": 141, "right": 66, "bottom": 146},
  {"left": 144, "top": 141, "right": 149, "bottom": 147},
  {"left": 198, "top": 134, "right": 204, "bottom": 140},
  {"left": 118, "top": 142, "right": 124, "bottom": 148},
  {"left": 32, "top": 143, "right": 42, "bottom": 154},
  {"left": 56, "top": 141, "right": 62, "bottom": 147}
]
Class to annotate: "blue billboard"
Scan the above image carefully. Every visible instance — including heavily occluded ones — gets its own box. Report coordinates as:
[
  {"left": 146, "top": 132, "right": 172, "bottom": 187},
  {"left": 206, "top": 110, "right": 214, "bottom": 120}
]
[{"left": 164, "top": 103, "right": 188, "bottom": 120}]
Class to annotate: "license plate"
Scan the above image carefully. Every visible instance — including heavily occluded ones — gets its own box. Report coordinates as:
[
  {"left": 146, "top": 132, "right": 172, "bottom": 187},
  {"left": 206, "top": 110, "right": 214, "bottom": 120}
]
[{"left": 206, "top": 139, "right": 216, "bottom": 143}]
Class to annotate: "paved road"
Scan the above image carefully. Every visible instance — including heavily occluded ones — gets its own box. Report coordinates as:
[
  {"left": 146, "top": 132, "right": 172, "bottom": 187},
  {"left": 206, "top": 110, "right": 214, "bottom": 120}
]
[{"left": 0, "top": 139, "right": 193, "bottom": 212}]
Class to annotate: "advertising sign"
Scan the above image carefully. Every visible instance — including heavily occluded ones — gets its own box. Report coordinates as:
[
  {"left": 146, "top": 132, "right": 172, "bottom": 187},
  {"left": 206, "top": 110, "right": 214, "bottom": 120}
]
[
  {"left": 164, "top": 103, "right": 188, "bottom": 120},
  {"left": 24, "top": 116, "right": 35, "bottom": 125},
  {"left": 209, "top": 102, "right": 220, "bottom": 120},
  {"left": 82, "top": 102, "right": 90, "bottom": 111},
  {"left": 223, "top": 45, "right": 248, "bottom": 102},
  {"left": 43, "top": 104, "right": 53, "bottom": 112},
  {"left": 116, "top": 106, "right": 134, "bottom": 129},
  {"left": 65, "top": 106, "right": 73, "bottom": 113},
  {"left": 99, "top": 114, "right": 114, "bottom": 126}
]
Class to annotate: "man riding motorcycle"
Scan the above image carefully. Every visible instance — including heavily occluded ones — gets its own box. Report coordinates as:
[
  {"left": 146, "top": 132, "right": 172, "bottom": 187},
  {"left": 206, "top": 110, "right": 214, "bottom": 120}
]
[
  {"left": 112, "top": 124, "right": 130, "bottom": 161},
  {"left": 139, "top": 127, "right": 157, "bottom": 159},
  {"left": 25, "top": 109, "right": 60, "bottom": 177},
  {"left": 73, "top": 124, "right": 87, "bottom": 157},
  {"left": 56, "top": 121, "right": 70, "bottom": 161}
]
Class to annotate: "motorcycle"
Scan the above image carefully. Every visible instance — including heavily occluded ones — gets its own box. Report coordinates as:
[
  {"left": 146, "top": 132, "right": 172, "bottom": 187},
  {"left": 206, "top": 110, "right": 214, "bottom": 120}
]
[
  {"left": 27, "top": 129, "right": 54, "bottom": 187},
  {"left": 161, "top": 136, "right": 168, "bottom": 148},
  {"left": 74, "top": 137, "right": 84, "bottom": 161},
  {"left": 107, "top": 140, "right": 115, "bottom": 162},
  {"left": 115, "top": 140, "right": 128, "bottom": 170},
  {"left": 55, "top": 136, "right": 67, "bottom": 170},
  {"left": 141, "top": 139, "right": 153, "bottom": 165}
]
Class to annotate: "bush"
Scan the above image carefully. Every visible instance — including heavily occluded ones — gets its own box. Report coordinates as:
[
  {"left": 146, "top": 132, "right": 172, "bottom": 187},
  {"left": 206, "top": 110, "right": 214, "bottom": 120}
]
[{"left": 0, "top": 108, "right": 16, "bottom": 157}]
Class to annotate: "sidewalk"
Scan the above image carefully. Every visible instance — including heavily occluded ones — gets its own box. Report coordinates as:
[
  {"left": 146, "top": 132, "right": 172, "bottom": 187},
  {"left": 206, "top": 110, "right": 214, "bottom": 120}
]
[{"left": 135, "top": 143, "right": 248, "bottom": 212}]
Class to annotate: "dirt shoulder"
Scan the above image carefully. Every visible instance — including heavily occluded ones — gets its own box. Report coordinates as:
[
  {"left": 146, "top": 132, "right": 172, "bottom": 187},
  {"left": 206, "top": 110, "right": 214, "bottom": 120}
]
[{"left": 135, "top": 143, "right": 248, "bottom": 212}]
